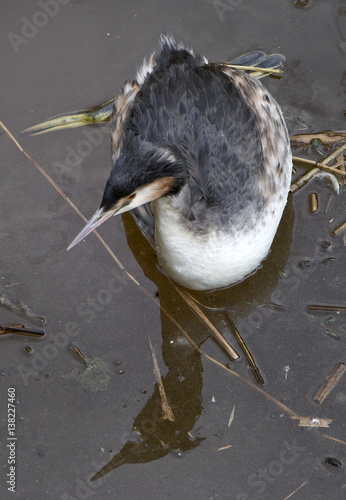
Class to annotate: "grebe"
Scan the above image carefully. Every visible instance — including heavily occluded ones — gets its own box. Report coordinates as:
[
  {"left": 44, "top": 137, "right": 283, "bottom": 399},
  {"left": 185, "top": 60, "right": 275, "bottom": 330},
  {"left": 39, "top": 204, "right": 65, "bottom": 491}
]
[{"left": 24, "top": 36, "right": 292, "bottom": 291}]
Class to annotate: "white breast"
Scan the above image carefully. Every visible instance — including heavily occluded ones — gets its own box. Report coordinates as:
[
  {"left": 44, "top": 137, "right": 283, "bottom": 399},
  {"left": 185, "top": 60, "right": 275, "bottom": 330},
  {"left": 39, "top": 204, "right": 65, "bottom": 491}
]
[{"left": 152, "top": 185, "right": 288, "bottom": 291}]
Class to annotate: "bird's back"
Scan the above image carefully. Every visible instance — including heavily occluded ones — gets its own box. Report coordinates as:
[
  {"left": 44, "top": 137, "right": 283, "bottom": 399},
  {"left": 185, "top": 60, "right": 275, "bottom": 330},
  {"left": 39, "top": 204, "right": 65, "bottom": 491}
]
[{"left": 127, "top": 45, "right": 267, "bottom": 231}]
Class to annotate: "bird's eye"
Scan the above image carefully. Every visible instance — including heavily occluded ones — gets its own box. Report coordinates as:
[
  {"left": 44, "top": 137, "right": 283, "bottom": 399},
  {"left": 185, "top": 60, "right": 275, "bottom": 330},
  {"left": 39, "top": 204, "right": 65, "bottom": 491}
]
[{"left": 128, "top": 193, "right": 136, "bottom": 200}]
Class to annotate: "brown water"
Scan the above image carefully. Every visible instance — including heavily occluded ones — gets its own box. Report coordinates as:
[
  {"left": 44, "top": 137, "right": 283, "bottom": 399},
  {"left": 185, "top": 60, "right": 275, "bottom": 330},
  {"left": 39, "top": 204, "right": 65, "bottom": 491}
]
[{"left": 1, "top": 1, "right": 346, "bottom": 499}]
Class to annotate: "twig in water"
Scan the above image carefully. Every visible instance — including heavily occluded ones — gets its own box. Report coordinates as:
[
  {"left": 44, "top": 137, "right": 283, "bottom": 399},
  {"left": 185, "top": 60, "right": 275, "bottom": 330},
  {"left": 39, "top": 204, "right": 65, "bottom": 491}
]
[
  {"left": 308, "top": 304, "right": 346, "bottom": 312},
  {"left": 283, "top": 480, "right": 309, "bottom": 500},
  {"left": 310, "top": 193, "right": 318, "bottom": 212},
  {"left": 228, "top": 404, "right": 236, "bottom": 427},
  {"left": 180, "top": 289, "right": 221, "bottom": 311},
  {"left": 337, "top": 151, "right": 346, "bottom": 185},
  {"left": 0, "top": 120, "right": 125, "bottom": 272},
  {"left": 0, "top": 324, "right": 45, "bottom": 337},
  {"left": 324, "top": 193, "right": 333, "bottom": 213},
  {"left": 0, "top": 120, "right": 236, "bottom": 365},
  {"left": 291, "top": 416, "right": 333, "bottom": 428},
  {"left": 322, "top": 434, "right": 346, "bottom": 447},
  {"left": 324, "top": 329, "right": 342, "bottom": 341},
  {"left": 292, "top": 156, "right": 346, "bottom": 178},
  {"left": 333, "top": 220, "right": 346, "bottom": 235},
  {"left": 290, "top": 142, "right": 346, "bottom": 193},
  {"left": 290, "top": 130, "right": 346, "bottom": 145},
  {"left": 225, "top": 313, "right": 265, "bottom": 384},
  {"left": 218, "top": 444, "right": 232, "bottom": 451},
  {"left": 172, "top": 282, "right": 239, "bottom": 361},
  {"left": 0, "top": 294, "right": 45, "bottom": 325},
  {"left": 147, "top": 334, "right": 175, "bottom": 422},
  {"left": 70, "top": 345, "right": 88, "bottom": 364},
  {"left": 225, "top": 64, "right": 283, "bottom": 75},
  {"left": 206, "top": 355, "right": 298, "bottom": 417},
  {"left": 313, "top": 362, "right": 346, "bottom": 404}
]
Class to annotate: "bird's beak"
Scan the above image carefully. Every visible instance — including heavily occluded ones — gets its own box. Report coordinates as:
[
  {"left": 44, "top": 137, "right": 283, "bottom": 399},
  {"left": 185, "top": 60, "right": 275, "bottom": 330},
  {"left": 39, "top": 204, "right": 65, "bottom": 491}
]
[{"left": 67, "top": 207, "right": 117, "bottom": 250}]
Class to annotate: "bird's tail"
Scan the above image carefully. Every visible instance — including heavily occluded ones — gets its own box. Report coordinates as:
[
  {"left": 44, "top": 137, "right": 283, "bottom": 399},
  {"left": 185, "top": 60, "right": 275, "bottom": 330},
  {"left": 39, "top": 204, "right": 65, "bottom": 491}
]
[
  {"left": 21, "top": 97, "right": 116, "bottom": 136},
  {"left": 225, "top": 51, "right": 285, "bottom": 79},
  {"left": 21, "top": 51, "right": 284, "bottom": 136}
]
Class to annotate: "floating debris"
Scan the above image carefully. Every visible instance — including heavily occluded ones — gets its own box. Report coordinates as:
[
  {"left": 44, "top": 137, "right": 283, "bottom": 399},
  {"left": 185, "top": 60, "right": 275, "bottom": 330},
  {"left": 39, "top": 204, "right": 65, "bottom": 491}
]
[
  {"left": 333, "top": 220, "right": 346, "bottom": 235},
  {"left": 68, "top": 357, "right": 111, "bottom": 392},
  {"left": 171, "top": 449, "right": 183, "bottom": 458},
  {"left": 283, "top": 480, "right": 309, "bottom": 500},
  {"left": 218, "top": 444, "right": 233, "bottom": 451},
  {"left": 173, "top": 282, "right": 239, "bottom": 361},
  {"left": 148, "top": 333, "right": 175, "bottom": 422},
  {"left": 290, "top": 141, "right": 346, "bottom": 194},
  {"left": 322, "top": 434, "right": 346, "bottom": 446},
  {"left": 227, "top": 404, "right": 236, "bottom": 428},
  {"left": 0, "top": 294, "right": 45, "bottom": 325},
  {"left": 310, "top": 193, "right": 318, "bottom": 212},
  {"left": 313, "top": 362, "right": 346, "bottom": 404},
  {"left": 0, "top": 324, "right": 45, "bottom": 337},
  {"left": 320, "top": 240, "right": 332, "bottom": 251},
  {"left": 70, "top": 344, "right": 88, "bottom": 364},
  {"left": 337, "top": 150, "right": 346, "bottom": 186},
  {"left": 324, "top": 194, "right": 333, "bottom": 213},
  {"left": 225, "top": 313, "right": 264, "bottom": 385},
  {"left": 308, "top": 304, "right": 346, "bottom": 312},
  {"left": 291, "top": 416, "right": 333, "bottom": 428},
  {"left": 324, "top": 329, "right": 342, "bottom": 341},
  {"left": 298, "top": 259, "right": 317, "bottom": 270},
  {"left": 291, "top": 131, "right": 346, "bottom": 146},
  {"left": 314, "top": 173, "right": 340, "bottom": 194},
  {"left": 283, "top": 366, "right": 290, "bottom": 381},
  {"left": 258, "top": 302, "right": 287, "bottom": 310},
  {"left": 292, "top": 157, "right": 346, "bottom": 179},
  {"left": 324, "top": 457, "right": 342, "bottom": 468}
]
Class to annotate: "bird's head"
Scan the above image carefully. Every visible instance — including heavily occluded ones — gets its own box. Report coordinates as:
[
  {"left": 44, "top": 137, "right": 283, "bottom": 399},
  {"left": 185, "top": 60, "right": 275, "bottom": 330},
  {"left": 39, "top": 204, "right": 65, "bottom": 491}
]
[{"left": 67, "top": 138, "right": 187, "bottom": 250}]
